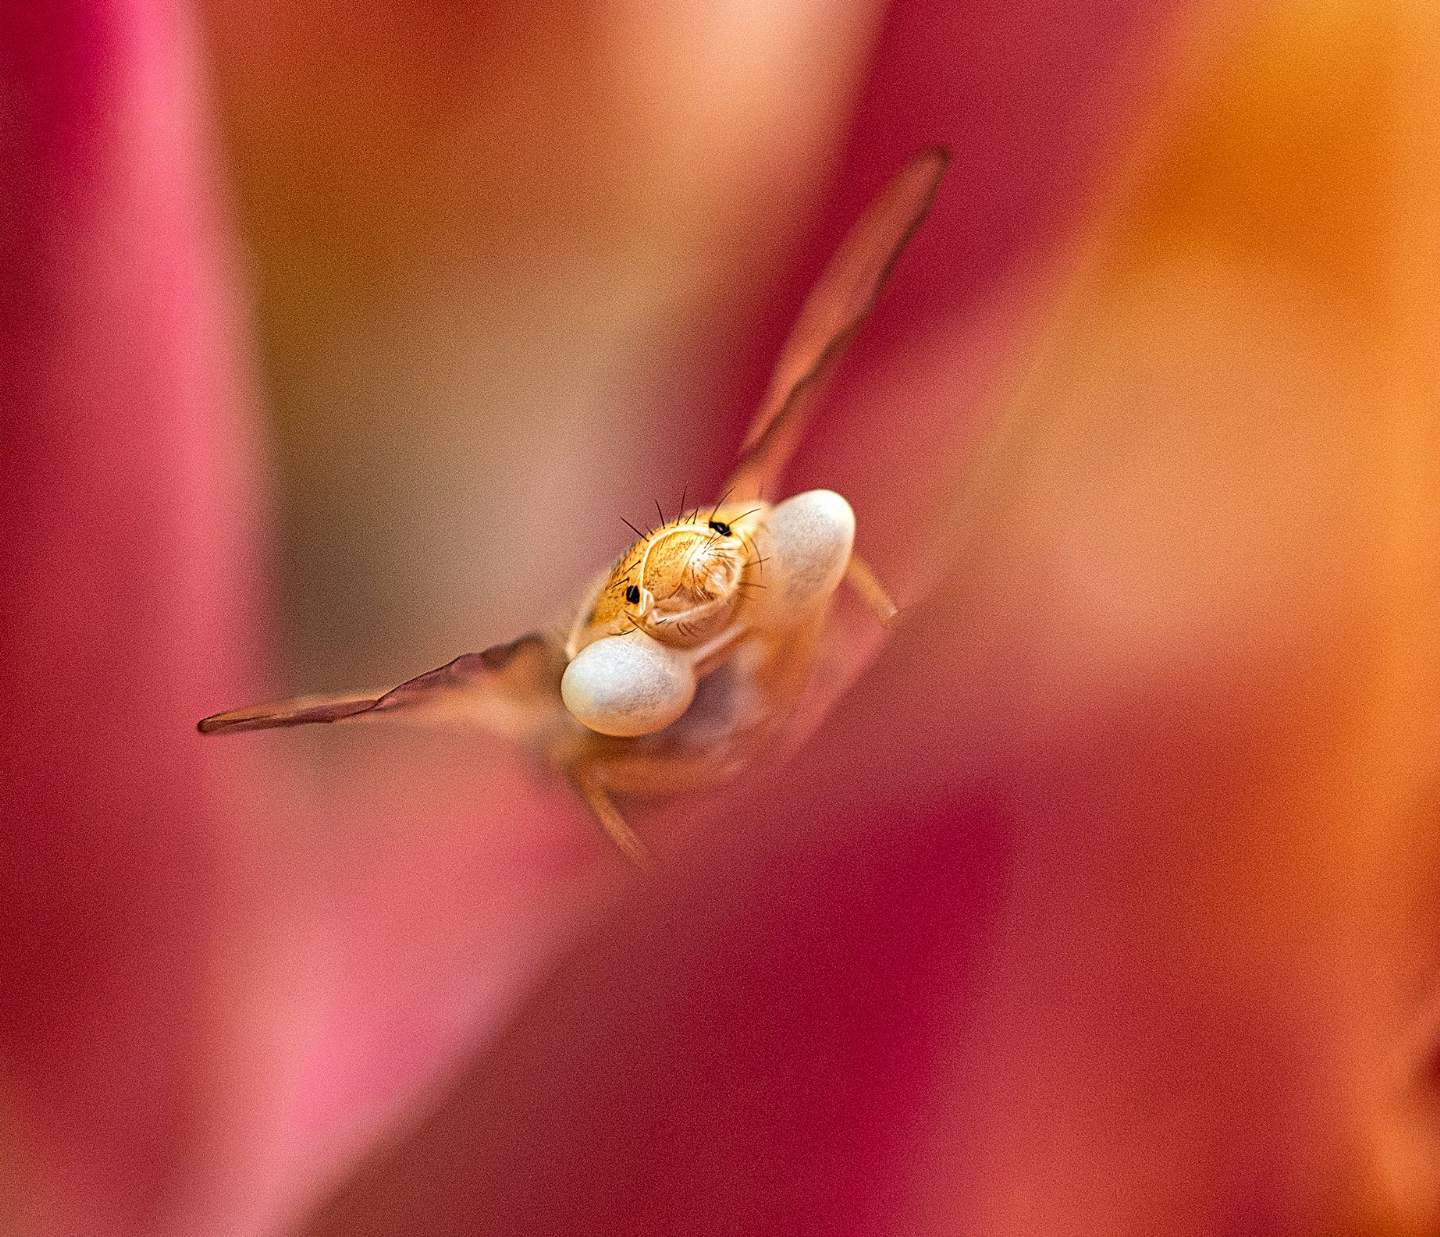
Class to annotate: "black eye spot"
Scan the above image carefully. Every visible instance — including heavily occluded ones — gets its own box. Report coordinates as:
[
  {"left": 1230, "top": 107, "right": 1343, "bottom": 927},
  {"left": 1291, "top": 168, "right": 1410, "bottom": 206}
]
[
  {"left": 708, "top": 520, "right": 732, "bottom": 536},
  {"left": 625, "top": 584, "right": 641, "bottom": 605}
]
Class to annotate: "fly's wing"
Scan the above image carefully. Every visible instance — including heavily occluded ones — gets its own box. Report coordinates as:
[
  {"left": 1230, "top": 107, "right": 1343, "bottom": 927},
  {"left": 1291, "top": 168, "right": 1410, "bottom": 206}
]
[
  {"left": 725, "top": 146, "right": 949, "bottom": 501},
  {"left": 197, "top": 633, "right": 562, "bottom": 735}
]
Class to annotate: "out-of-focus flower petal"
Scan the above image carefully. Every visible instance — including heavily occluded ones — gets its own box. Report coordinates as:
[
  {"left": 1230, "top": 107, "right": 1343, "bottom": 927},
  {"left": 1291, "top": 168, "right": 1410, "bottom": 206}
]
[{"left": 0, "top": 1, "right": 266, "bottom": 1232}]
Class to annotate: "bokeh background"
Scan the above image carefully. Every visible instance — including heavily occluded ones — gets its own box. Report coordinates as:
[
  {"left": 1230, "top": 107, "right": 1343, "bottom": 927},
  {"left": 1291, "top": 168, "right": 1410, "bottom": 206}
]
[{"left": 4, "top": 0, "right": 1439, "bottom": 1233}]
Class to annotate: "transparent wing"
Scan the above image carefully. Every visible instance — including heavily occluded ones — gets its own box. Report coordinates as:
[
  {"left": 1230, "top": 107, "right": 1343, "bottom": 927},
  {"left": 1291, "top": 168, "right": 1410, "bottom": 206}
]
[
  {"left": 725, "top": 146, "right": 949, "bottom": 500},
  {"left": 197, "top": 633, "right": 561, "bottom": 735}
]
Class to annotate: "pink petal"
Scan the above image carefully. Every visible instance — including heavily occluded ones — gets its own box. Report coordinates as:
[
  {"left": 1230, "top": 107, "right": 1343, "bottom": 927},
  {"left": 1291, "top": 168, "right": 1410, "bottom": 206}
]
[{"left": 0, "top": 0, "right": 266, "bottom": 1231}]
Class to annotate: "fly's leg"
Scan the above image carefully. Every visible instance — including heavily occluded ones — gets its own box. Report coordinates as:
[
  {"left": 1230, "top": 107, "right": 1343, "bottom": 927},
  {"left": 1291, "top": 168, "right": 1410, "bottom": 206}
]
[
  {"left": 845, "top": 553, "right": 899, "bottom": 626},
  {"left": 571, "top": 765, "right": 654, "bottom": 872}
]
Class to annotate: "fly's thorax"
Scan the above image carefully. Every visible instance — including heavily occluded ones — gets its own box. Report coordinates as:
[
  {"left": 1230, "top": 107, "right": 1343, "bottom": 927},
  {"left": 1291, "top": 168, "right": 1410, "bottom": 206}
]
[
  {"left": 633, "top": 523, "right": 743, "bottom": 646},
  {"left": 571, "top": 504, "right": 770, "bottom": 655}
]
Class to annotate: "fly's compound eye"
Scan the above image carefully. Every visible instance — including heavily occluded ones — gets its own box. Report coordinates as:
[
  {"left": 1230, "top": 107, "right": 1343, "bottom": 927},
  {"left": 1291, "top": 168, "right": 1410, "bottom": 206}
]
[
  {"left": 708, "top": 520, "right": 731, "bottom": 536},
  {"left": 625, "top": 584, "right": 642, "bottom": 605}
]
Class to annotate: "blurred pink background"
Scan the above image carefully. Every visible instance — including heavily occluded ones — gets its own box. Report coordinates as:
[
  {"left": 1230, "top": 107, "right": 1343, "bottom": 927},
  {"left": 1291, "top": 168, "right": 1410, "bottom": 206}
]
[{"left": 4, "top": 0, "right": 1439, "bottom": 1233}]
